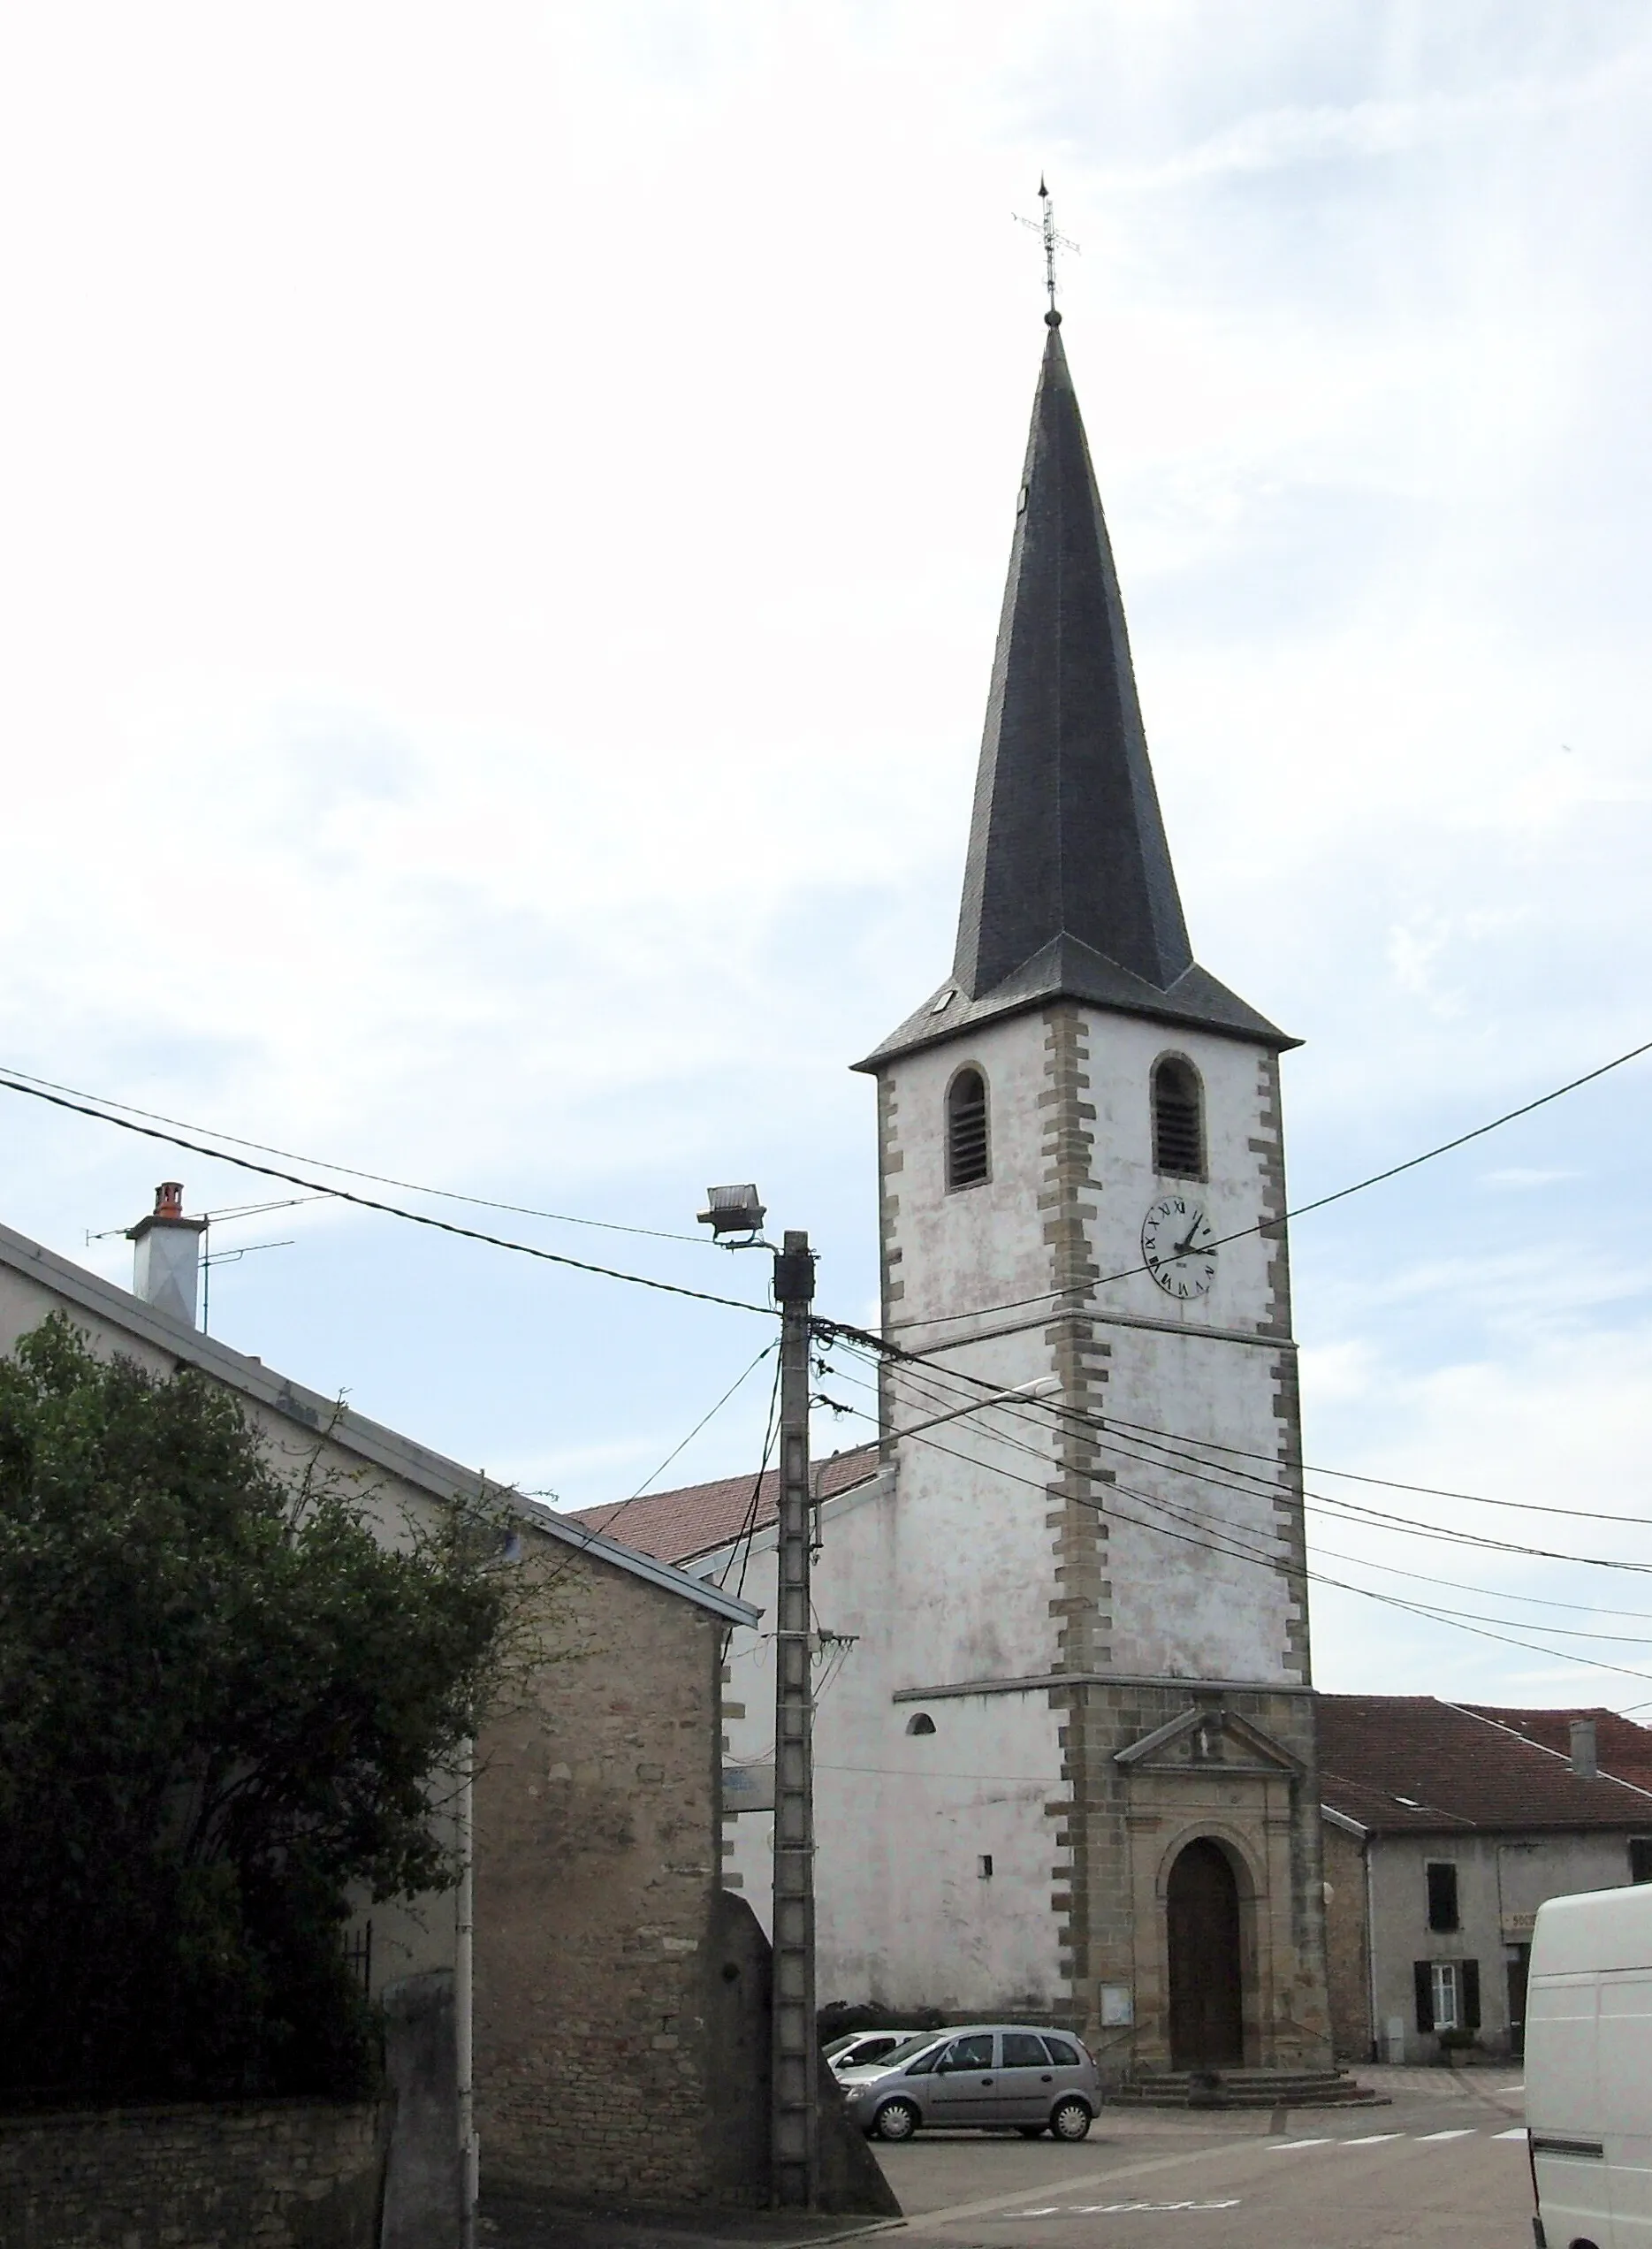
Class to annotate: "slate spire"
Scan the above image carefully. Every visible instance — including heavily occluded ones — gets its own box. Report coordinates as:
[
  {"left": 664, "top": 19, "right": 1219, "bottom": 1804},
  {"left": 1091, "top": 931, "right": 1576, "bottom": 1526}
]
[
  {"left": 855, "top": 316, "right": 1293, "bottom": 1071},
  {"left": 954, "top": 311, "right": 1192, "bottom": 1001}
]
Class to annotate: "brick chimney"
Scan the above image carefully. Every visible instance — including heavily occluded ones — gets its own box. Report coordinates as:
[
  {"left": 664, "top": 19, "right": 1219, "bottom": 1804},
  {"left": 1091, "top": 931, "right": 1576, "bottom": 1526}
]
[
  {"left": 1570, "top": 1717, "right": 1599, "bottom": 1780},
  {"left": 126, "top": 1182, "right": 208, "bottom": 1327}
]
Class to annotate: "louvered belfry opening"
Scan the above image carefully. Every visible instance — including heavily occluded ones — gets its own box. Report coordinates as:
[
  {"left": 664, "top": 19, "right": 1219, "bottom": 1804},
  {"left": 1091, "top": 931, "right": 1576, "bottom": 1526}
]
[
  {"left": 1153, "top": 1056, "right": 1204, "bottom": 1178},
  {"left": 946, "top": 1068, "right": 990, "bottom": 1190}
]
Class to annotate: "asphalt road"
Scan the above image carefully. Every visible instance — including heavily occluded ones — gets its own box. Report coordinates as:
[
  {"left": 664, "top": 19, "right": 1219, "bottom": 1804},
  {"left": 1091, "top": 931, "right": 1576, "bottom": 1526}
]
[{"left": 872, "top": 2068, "right": 1530, "bottom": 2249}]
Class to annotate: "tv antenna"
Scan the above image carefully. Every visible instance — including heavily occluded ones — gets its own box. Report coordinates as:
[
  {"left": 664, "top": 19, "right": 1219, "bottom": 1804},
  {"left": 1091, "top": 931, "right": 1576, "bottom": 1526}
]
[{"left": 1014, "top": 177, "right": 1080, "bottom": 316}]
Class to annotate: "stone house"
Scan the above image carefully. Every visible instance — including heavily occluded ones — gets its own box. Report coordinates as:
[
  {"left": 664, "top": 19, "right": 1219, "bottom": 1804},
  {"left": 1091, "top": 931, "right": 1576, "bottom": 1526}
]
[
  {"left": 1318, "top": 1695, "right": 1652, "bottom": 2064},
  {"left": 0, "top": 1196, "right": 772, "bottom": 2217}
]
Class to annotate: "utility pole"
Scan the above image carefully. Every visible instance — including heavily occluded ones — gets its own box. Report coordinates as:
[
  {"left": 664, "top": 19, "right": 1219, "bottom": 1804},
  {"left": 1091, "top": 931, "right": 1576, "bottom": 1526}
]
[{"left": 770, "top": 1228, "right": 818, "bottom": 2208}]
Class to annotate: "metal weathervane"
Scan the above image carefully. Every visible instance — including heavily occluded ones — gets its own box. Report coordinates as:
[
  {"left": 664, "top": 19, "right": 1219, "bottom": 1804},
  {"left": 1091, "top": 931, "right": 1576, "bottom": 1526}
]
[{"left": 1015, "top": 175, "right": 1080, "bottom": 315}]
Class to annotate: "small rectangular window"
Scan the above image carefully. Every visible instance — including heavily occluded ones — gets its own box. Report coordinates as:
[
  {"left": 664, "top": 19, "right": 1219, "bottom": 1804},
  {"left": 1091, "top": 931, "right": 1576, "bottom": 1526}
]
[
  {"left": 978, "top": 1853, "right": 993, "bottom": 1879},
  {"left": 1426, "top": 1861, "right": 1459, "bottom": 1933},
  {"left": 1431, "top": 1962, "right": 1460, "bottom": 2032},
  {"left": 1631, "top": 1839, "right": 1652, "bottom": 1884}
]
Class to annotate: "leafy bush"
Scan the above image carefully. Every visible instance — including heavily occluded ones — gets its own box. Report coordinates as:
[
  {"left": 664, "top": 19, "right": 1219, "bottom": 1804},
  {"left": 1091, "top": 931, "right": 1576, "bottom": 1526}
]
[{"left": 0, "top": 1315, "right": 516, "bottom": 2102}]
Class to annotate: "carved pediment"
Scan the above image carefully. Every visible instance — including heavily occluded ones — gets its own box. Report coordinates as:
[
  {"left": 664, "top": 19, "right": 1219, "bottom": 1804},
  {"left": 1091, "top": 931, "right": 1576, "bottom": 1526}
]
[{"left": 1114, "top": 1704, "right": 1302, "bottom": 1778}]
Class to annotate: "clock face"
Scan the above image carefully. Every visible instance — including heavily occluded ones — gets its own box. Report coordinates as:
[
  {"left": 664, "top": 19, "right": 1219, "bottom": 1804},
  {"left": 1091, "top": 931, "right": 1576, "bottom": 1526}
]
[{"left": 1141, "top": 1195, "right": 1218, "bottom": 1300}]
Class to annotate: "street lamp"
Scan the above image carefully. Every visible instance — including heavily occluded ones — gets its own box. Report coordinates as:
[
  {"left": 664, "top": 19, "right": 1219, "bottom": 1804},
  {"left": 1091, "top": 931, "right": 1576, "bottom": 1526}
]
[
  {"left": 700, "top": 1178, "right": 818, "bottom": 2206},
  {"left": 697, "top": 1183, "right": 767, "bottom": 1241}
]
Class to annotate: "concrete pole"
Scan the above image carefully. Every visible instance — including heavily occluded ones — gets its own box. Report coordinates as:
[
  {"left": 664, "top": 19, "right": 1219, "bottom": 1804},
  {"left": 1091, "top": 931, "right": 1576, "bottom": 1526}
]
[
  {"left": 770, "top": 1230, "right": 819, "bottom": 2208},
  {"left": 456, "top": 1747, "right": 477, "bottom": 2249}
]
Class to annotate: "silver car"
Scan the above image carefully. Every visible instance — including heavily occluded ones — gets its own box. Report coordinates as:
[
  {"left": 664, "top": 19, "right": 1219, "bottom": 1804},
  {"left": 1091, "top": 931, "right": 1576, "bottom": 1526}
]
[
  {"left": 840, "top": 2024, "right": 1100, "bottom": 2142},
  {"left": 826, "top": 2030, "right": 914, "bottom": 2077}
]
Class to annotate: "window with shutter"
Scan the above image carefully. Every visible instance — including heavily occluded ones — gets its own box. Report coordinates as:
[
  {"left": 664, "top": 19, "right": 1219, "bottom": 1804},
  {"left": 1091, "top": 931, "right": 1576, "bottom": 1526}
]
[
  {"left": 1413, "top": 1960, "right": 1434, "bottom": 2033},
  {"left": 1152, "top": 1057, "right": 1205, "bottom": 1179},
  {"left": 1426, "top": 1862, "right": 1460, "bottom": 1932},
  {"left": 946, "top": 1068, "right": 990, "bottom": 1190},
  {"left": 1462, "top": 1959, "right": 1481, "bottom": 2032}
]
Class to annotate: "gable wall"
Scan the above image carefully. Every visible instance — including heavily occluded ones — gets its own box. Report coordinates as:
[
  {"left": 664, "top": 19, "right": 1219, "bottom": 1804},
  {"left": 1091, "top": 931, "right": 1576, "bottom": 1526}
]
[
  {"left": 0, "top": 1260, "right": 766, "bottom": 2207},
  {"left": 1367, "top": 1826, "right": 1649, "bottom": 2063}
]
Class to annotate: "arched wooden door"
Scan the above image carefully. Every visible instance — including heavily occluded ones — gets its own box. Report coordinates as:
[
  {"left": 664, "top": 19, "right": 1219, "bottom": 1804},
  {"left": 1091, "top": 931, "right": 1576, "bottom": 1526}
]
[{"left": 1166, "top": 1838, "right": 1245, "bottom": 2069}]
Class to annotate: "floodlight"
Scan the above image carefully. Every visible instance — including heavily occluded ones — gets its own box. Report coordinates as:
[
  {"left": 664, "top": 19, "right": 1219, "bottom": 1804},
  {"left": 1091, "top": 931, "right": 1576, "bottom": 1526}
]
[{"left": 697, "top": 1183, "right": 766, "bottom": 1239}]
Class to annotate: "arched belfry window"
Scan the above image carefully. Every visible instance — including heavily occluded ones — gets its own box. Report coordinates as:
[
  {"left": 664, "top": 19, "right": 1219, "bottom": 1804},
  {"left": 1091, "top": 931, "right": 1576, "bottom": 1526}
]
[
  {"left": 1152, "top": 1056, "right": 1205, "bottom": 1179},
  {"left": 946, "top": 1068, "right": 990, "bottom": 1191}
]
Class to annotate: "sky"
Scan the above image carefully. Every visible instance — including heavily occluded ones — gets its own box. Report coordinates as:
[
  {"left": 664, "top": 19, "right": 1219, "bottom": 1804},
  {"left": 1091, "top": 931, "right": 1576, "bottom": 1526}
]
[{"left": 1, "top": 2, "right": 1650, "bottom": 1712}]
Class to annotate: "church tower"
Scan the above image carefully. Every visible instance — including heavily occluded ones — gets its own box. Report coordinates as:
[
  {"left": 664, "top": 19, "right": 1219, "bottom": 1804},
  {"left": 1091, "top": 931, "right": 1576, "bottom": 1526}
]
[{"left": 841, "top": 310, "right": 1334, "bottom": 2077}]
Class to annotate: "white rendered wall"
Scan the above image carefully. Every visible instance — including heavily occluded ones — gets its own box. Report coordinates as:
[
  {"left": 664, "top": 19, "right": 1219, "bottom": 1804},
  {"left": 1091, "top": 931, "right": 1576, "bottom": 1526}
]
[
  {"left": 719, "top": 996, "right": 1304, "bottom": 2013},
  {"left": 713, "top": 1479, "right": 1067, "bottom": 2009},
  {"left": 882, "top": 1004, "right": 1300, "bottom": 1688}
]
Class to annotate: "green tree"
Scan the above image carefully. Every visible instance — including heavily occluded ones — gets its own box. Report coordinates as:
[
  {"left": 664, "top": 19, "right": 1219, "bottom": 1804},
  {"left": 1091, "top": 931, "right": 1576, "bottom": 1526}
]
[{"left": 0, "top": 1314, "right": 519, "bottom": 2101}]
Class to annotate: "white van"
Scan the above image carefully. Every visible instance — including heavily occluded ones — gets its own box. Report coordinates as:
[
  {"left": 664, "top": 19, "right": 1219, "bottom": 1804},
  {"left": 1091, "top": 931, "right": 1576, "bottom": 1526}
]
[{"left": 1526, "top": 1886, "right": 1652, "bottom": 2249}]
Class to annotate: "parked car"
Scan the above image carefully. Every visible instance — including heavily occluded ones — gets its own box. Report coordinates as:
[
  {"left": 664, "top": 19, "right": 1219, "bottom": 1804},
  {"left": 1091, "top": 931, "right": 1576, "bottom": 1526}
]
[
  {"left": 840, "top": 2024, "right": 1100, "bottom": 2142},
  {"left": 826, "top": 2030, "right": 917, "bottom": 2077}
]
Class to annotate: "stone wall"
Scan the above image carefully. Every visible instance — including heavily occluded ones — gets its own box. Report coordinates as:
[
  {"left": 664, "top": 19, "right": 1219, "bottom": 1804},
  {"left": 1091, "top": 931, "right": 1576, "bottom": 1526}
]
[
  {"left": 1321, "top": 1820, "right": 1372, "bottom": 2062},
  {"left": 0, "top": 2099, "right": 384, "bottom": 2249},
  {"left": 474, "top": 1544, "right": 764, "bottom": 2207}
]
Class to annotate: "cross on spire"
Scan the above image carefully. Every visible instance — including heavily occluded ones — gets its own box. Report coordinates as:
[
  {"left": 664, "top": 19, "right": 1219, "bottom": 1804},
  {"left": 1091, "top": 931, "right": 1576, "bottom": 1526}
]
[{"left": 1016, "top": 176, "right": 1079, "bottom": 319}]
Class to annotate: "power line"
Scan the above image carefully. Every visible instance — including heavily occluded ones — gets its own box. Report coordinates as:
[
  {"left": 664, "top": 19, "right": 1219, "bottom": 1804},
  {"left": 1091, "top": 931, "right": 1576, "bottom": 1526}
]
[
  {"left": 815, "top": 1344, "right": 1652, "bottom": 1664},
  {"left": 870, "top": 1033, "right": 1652, "bottom": 1337},
  {"left": 875, "top": 1405, "right": 1652, "bottom": 1692},
  {"left": 563, "top": 1342, "right": 777, "bottom": 1554},
  {"left": 727, "top": 1353, "right": 786, "bottom": 1603},
  {"left": 0, "top": 1064, "right": 712, "bottom": 1245},
  {"left": 826, "top": 1337, "right": 1652, "bottom": 1581},
  {"left": 822, "top": 1353, "right": 1652, "bottom": 1624},
  {"left": 818, "top": 1318, "right": 1652, "bottom": 1570},
  {"left": 0, "top": 1074, "right": 775, "bottom": 1323},
  {"left": 1092, "top": 1409, "right": 1652, "bottom": 1531}
]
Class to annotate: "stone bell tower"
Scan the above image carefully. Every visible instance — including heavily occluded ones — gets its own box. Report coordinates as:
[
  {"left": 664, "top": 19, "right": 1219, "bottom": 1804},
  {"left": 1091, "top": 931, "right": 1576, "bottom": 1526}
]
[{"left": 849, "top": 309, "right": 1333, "bottom": 2078}]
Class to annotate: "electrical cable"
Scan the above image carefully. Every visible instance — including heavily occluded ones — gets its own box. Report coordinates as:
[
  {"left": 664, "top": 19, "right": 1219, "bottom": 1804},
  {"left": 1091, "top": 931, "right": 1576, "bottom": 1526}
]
[
  {"left": 0, "top": 1075, "right": 775, "bottom": 1323},
  {"left": 724, "top": 1353, "right": 786, "bottom": 1601},
  {"left": 820, "top": 1330, "right": 1652, "bottom": 1578},
  {"left": 824, "top": 1336, "right": 1652, "bottom": 1582},
  {"left": 851, "top": 1033, "right": 1652, "bottom": 1338},
  {"left": 799, "top": 1346, "right": 1652, "bottom": 1685},
  {"left": 827, "top": 1379, "right": 1652, "bottom": 1642},
  {"left": 818, "top": 1353, "right": 1652, "bottom": 1624},
  {"left": 0, "top": 1064, "right": 712, "bottom": 1244},
  {"left": 872, "top": 1408, "right": 1652, "bottom": 1690},
  {"left": 565, "top": 1342, "right": 777, "bottom": 1556},
  {"left": 1076, "top": 1407, "right": 1652, "bottom": 1531}
]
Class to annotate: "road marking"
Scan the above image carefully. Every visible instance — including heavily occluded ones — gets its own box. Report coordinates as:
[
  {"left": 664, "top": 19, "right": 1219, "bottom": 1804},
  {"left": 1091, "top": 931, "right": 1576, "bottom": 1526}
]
[
  {"left": 1417, "top": 2130, "right": 1479, "bottom": 2142},
  {"left": 1495, "top": 2128, "right": 1529, "bottom": 2141},
  {"left": 1341, "top": 2133, "right": 1401, "bottom": 2145},
  {"left": 1009, "top": 2204, "right": 1242, "bottom": 2218},
  {"left": 910, "top": 2140, "right": 1258, "bottom": 2230},
  {"left": 1268, "top": 2138, "right": 1333, "bottom": 2150}
]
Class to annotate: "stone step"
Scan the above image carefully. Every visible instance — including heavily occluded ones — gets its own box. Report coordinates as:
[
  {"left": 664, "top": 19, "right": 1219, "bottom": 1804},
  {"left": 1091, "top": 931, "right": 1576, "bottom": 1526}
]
[{"left": 1113, "top": 2070, "right": 1378, "bottom": 2109}]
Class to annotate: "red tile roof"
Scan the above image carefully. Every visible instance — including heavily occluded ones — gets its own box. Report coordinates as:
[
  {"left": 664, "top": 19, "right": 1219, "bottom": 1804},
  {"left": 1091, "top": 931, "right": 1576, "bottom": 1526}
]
[
  {"left": 559, "top": 1444, "right": 882, "bottom": 1568},
  {"left": 1318, "top": 1696, "right": 1652, "bottom": 1835},
  {"left": 1461, "top": 1705, "right": 1652, "bottom": 1793}
]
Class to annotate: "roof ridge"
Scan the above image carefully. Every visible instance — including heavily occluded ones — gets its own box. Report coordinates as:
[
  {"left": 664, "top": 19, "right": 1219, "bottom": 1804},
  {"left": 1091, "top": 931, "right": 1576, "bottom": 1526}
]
[{"left": 1446, "top": 1700, "right": 1652, "bottom": 1803}]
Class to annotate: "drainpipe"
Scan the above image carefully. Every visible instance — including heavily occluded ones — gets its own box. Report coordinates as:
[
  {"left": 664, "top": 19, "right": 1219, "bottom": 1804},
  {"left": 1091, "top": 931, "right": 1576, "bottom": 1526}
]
[
  {"left": 1363, "top": 1836, "right": 1381, "bottom": 2064},
  {"left": 457, "top": 1745, "right": 476, "bottom": 2249}
]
